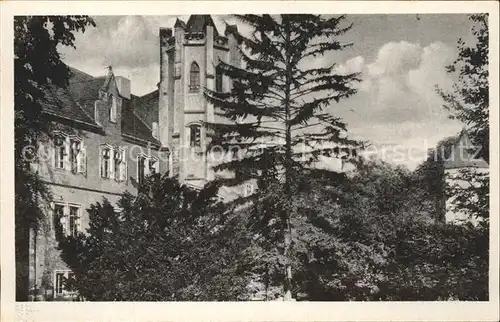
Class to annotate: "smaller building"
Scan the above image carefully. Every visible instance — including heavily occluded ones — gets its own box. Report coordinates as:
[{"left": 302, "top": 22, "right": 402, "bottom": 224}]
[{"left": 443, "top": 130, "right": 489, "bottom": 225}]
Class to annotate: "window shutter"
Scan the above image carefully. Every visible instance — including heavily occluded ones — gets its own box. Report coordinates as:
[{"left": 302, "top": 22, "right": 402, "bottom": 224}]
[
  {"left": 78, "top": 146, "right": 86, "bottom": 174},
  {"left": 64, "top": 136, "right": 70, "bottom": 170},
  {"left": 76, "top": 208, "right": 81, "bottom": 233},
  {"left": 144, "top": 157, "right": 150, "bottom": 177},
  {"left": 121, "top": 151, "right": 127, "bottom": 181},
  {"left": 124, "top": 157, "right": 128, "bottom": 182},
  {"left": 109, "top": 149, "right": 115, "bottom": 179},
  {"left": 99, "top": 147, "right": 103, "bottom": 178}
]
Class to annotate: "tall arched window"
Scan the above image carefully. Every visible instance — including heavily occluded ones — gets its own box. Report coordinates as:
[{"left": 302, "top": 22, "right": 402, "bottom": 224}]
[
  {"left": 189, "top": 62, "right": 200, "bottom": 92},
  {"left": 215, "top": 64, "right": 223, "bottom": 92}
]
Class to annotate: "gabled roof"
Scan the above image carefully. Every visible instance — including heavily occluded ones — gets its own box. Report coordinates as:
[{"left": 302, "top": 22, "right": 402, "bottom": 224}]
[
  {"left": 174, "top": 18, "right": 187, "bottom": 29},
  {"left": 443, "top": 130, "right": 489, "bottom": 169},
  {"left": 121, "top": 99, "right": 160, "bottom": 145},
  {"left": 41, "top": 83, "right": 96, "bottom": 126},
  {"left": 131, "top": 89, "right": 159, "bottom": 126},
  {"left": 186, "top": 15, "right": 219, "bottom": 36}
]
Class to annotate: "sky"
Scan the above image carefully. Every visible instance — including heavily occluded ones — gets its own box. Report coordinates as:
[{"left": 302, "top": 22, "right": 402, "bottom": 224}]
[{"left": 59, "top": 14, "right": 477, "bottom": 170}]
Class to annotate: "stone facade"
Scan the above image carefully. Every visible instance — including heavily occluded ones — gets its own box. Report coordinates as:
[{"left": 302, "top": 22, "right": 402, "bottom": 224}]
[
  {"left": 27, "top": 15, "right": 257, "bottom": 301},
  {"left": 29, "top": 65, "right": 168, "bottom": 301},
  {"left": 158, "top": 15, "right": 245, "bottom": 196}
]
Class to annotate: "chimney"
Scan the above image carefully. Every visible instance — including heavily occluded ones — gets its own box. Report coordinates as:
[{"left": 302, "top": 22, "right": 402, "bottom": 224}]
[{"left": 115, "top": 76, "right": 131, "bottom": 100}]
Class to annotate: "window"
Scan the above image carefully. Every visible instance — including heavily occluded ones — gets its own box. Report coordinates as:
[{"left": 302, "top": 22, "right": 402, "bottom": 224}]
[
  {"left": 189, "top": 62, "right": 200, "bottom": 92},
  {"left": 53, "top": 204, "right": 64, "bottom": 233},
  {"left": 53, "top": 134, "right": 86, "bottom": 173},
  {"left": 109, "top": 94, "right": 117, "bottom": 122},
  {"left": 138, "top": 155, "right": 158, "bottom": 184},
  {"left": 138, "top": 154, "right": 146, "bottom": 185},
  {"left": 244, "top": 182, "right": 254, "bottom": 197},
  {"left": 53, "top": 203, "right": 80, "bottom": 237},
  {"left": 54, "top": 270, "right": 76, "bottom": 297},
  {"left": 114, "top": 148, "right": 127, "bottom": 182},
  {"left": 189, "top": 124, "right": 201, "bottom": 147},
  {"left": 101, "top": 146, "right": 112, "bottom": 179},
  {"left": 149, "top": 158, "right": 158, "bottom": 175},
  {"left": 54, "top": 135, "right": 66, "bottom": 169},
  {"left": 215, "top": 65, "right": 223, "bottom": 92},
  {"left": 69, "top": 139, "right": 81, "bottom": 173}
]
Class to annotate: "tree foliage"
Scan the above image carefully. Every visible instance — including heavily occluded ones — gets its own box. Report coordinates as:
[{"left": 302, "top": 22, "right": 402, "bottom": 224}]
[
  {"left": 434, "top": 14, "right": 490, "bottom": 225},
  {"left": 414, "top": 136, "right": 457, "bottom": 222},
  {"left": 14, "top": 15, "right": 95, "bottom": 300},
  {"left": 288, "top": 160, "right": 488, "bottom": 301},
  {"left": 56, "top": 174, "right": 254, "bottom": 301}
]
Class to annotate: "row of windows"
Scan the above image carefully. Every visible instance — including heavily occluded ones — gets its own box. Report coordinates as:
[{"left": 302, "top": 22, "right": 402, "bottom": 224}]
[
  {"left": 53, "top": 133, "right": 158, "bottom": 184},
  {"left": 189, "top": 62, "right": 223, "bottom": 93}
]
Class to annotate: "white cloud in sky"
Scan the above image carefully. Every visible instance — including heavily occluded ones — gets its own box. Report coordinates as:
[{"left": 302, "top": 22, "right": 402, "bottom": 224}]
[
  {"left": 59, "top": 17, "right": 465, "bottom": 170},
  {"left": 338, "top": 40, "right": 462, "bottom": 169},
  {"left": 352, "top": 40, "right": 456, "bottom": 120}
]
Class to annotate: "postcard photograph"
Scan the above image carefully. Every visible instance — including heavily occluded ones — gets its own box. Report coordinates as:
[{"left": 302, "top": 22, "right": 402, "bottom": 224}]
[{"left": 1, "top": 1, "right": 499, "bottom": 321}]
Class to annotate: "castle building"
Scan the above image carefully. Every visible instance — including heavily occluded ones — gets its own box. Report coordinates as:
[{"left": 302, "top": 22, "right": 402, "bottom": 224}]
[
  {"left": 27, "top": 14, "right": 249, "bottom": 301},
  {"left": 157, "top": 15, "right": 246, "bottom": 199}
]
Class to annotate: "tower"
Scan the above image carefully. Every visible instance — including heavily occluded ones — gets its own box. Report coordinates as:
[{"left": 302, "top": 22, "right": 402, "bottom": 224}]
[{"left": 158, "top": 15, "right": 240, "bottom": 189}]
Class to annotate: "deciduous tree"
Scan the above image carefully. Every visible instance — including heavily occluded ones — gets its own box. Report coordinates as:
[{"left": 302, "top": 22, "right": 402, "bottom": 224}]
[
  {"left": 14, "top": 15, "right": 95, "bottom": 300},
  {"left": 56, "top": 175, "right": 254, "bottom": 301}
]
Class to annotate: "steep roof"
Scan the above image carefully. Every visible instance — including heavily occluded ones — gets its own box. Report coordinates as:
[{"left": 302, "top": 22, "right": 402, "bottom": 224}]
[
  {"left": 121, "top": 99, "right": 160, "bottom": 145},
  {"left": 41, "top": 84, "right": 96, "bottom": 125},
  {"left": 443, "top": 130, "right": 489, "bottom": 169},
  {"left": 131, "top": 89, "right": 159, "bottom": 126},
  {"left": 40, "top": 66, "right": 159, "bottom": 144}
]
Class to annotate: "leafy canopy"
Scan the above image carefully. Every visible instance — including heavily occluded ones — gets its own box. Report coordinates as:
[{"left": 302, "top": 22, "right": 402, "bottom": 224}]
[
  {"left": 14, "top": 15, "right": 95, "bottom": 301},
  {"left": 56, "top": 174, "right": 255, "bottom": 301},
  {"left": 437, "top": 14, "right": 489, "bottom": 161}
]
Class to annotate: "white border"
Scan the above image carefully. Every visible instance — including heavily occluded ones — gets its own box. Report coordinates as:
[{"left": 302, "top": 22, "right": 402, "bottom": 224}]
[{"left": 1, "top": 1, "right": 499, "bottom": 321}]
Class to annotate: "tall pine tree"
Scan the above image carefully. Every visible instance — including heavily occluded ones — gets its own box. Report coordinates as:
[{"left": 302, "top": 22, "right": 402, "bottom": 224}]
[{"left": 204, "top": 14, "right": 361, "bottom": 300}]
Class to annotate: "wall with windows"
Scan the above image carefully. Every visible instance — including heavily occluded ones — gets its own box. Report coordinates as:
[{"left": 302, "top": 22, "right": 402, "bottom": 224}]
[
  {"left": 36, "top": 122, "right": 165, "bottom": 199},
  {"left": 31, "top": 120, "right": 165, "bottom": 300}
]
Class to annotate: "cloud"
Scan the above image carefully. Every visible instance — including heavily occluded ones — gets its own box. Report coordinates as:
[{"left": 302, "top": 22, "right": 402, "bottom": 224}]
[
  {"left": 61, "top": 16, "right": 165, "bottom": 70},
  {"left": 336, "top": 40, "right": 462, "bottom": 169},
  {"left": 350, "top": 40, "right": 456, "bottom": 122}
]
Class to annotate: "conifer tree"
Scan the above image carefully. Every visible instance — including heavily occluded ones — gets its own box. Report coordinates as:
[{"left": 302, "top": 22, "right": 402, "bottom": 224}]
[
  {"left": 204, "top": 14, "right": 361, "bottom": 300},
  {"left": 437, "top": 14, "right": 489, "bottom": 162}
]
